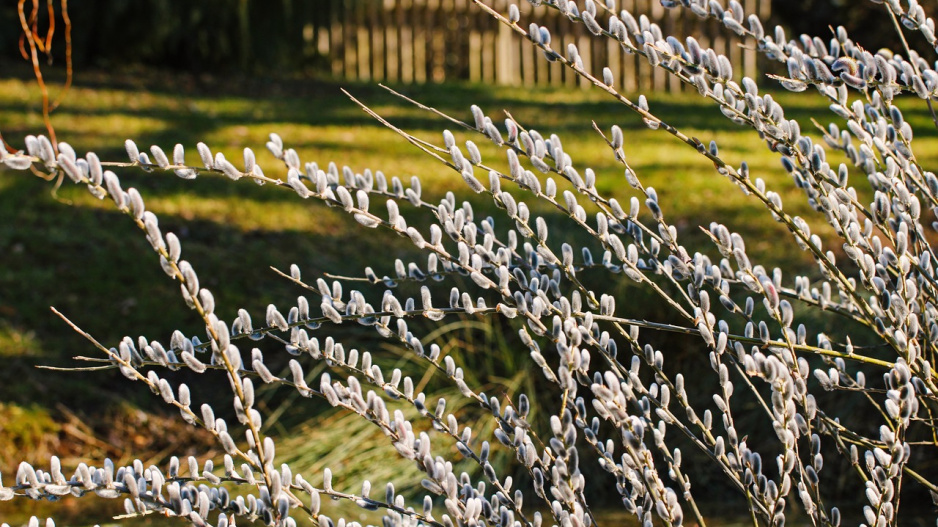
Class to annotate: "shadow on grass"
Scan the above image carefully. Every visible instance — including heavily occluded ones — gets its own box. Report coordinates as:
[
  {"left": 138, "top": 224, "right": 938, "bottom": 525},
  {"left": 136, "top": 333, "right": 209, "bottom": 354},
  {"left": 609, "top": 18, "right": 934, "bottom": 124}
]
[
  {"left": 0, "top": 172, "right": 417, "bottom": 411},
  {"left": 17, "top": 65, "right": 938, "bottom": 147}
]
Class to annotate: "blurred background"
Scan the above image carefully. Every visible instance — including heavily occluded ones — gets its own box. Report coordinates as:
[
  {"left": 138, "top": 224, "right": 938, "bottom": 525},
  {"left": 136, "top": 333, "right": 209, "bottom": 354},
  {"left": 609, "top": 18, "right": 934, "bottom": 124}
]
[
  {"left": 1, "top": 1, "right": 937, "bottom": 525},
  {"left": 0, "top": 1, "right": 925, "bottom": 84}
]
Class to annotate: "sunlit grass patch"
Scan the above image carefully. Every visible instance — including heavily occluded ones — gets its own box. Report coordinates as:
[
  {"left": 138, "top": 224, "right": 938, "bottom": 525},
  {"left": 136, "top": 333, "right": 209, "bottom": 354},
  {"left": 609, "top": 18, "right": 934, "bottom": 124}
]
[{"left": 0, "top": 323, "right": 39, "bottom": 358}]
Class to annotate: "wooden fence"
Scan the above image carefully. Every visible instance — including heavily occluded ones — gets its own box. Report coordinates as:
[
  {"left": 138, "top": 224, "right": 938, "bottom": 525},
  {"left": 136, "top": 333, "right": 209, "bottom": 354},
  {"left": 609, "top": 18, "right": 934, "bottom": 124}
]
[{"left": 310, "top": 0, "right": 771, "bottom": 92}]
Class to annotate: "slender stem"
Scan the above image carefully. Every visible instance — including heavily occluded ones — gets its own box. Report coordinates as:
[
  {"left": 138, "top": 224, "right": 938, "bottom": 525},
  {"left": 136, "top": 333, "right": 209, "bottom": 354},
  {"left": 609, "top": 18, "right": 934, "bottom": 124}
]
[
  {"left": 885, "top": 7, "right": 938, "bottom": 129},
  {"left": 17, "top": 0, "right": 56, "bottom": 148}
]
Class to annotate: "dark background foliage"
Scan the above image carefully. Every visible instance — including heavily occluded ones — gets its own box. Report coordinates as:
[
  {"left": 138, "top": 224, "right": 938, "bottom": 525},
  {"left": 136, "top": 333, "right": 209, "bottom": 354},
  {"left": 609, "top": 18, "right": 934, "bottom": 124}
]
[
  {"left": 772, "top": 0, "right": 938, "bottom": 54},
  {"left": 0, "top": 0, "right": 332, "bottom": 74},
  {"left": 1, "top": 1, "right": 935, "bottom": 77}
]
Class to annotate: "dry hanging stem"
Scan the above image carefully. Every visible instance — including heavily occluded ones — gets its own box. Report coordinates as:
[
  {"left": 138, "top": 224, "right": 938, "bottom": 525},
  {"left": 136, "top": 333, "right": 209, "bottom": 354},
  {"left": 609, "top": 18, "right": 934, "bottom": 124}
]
[{"left": 14, "top": 0, "right": 73, "bottom": 152}]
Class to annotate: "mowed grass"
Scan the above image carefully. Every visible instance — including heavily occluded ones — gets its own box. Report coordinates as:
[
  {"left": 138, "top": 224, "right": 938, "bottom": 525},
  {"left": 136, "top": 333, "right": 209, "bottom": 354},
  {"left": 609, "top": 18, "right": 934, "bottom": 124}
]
[{"left": 3, "top": 67, "right": 938, "bottom": 519}]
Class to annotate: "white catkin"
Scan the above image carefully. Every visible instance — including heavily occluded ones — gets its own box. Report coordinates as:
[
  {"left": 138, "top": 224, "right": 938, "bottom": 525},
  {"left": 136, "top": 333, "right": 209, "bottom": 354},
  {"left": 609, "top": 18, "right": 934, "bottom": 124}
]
[
  {"left": 173, "top": 143, "right": 185, "bottom": 165},
  {"left": 150, "top": 145, "right": 170, "bottom": 168},
  {"left": 509, "top": 4, "right": 520, "bottom": 23},
  {"left": 197, "top": 142, "right": 213, "bottom": 169},
  {"left": 1, "top": 155, "right": 33, "bottom": 170},
  {"left": 125, "top": 140, "right": 140, "bottom": 163},
  {"left": 57, "top": 154, "right": 83, "bottom": 183},
  {"left": 243, "top": 147, "right": 256, "bottom": 173}
]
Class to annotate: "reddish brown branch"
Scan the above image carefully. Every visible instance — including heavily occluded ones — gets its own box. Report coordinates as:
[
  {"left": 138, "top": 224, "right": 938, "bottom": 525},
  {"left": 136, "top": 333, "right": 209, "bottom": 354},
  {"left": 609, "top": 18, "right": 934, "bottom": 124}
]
[
  {"left": 44, "top": 0, "right": 55, "bottom": 62},
  {"left": 50, "top": 0, "right": 71, "bottom": 111},
  {"left": 15, "top": 0, "right": 74, "bottom": 150}
]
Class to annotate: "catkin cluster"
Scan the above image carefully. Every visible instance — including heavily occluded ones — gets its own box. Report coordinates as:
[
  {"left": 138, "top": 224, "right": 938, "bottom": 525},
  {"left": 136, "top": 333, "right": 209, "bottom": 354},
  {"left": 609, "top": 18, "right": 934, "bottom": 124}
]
[{"left": 2, "top": 0, "right": 938, "bottom": 526}]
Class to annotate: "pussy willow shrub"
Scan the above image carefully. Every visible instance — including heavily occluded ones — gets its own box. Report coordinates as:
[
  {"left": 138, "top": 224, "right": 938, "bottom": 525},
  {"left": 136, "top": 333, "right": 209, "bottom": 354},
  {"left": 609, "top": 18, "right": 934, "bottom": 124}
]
[{"left": 3, "top": 0, "right": 938, "bottom": 525}]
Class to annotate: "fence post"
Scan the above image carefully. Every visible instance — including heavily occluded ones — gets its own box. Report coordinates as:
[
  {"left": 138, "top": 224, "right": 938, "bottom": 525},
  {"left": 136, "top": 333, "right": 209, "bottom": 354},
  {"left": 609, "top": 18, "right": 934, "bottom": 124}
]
[{"left": 496, "top": 0, "right": 517, "bottom": 86}]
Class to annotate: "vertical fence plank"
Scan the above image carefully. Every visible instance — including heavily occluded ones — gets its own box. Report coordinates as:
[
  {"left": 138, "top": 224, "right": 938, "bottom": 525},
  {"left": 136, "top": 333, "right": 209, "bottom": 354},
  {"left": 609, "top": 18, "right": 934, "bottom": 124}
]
[
  {"left": 577, "top": 34, "right": 591, "bottom": 89},
  {"left": 496, "top": 0, "right": 517, "bottom": 86},
  {"left": 621, "top": 0, "right": 636, "bottom": 92},
  {"left": 430, "top": 0, "right": 445, "bottom": 82},
  {"left": 385, "top": 0, "right": 400, "bottom": 82},
  {"left": 536, "top": 38, "right": 551, "bottom": 86},
  {"left": 550, "top": 13, "right": 564, "bottom": 86},
  {"left": 357, "top": 1, "right": 371, "bottom": 81},
  {"left": 448, "top": 0, "right": 464, "bottom": 80},
  {"left": 470, "top": 29, "right": 482, "bottom": 82},
  {"left": 483, "top": 23, "right": 496, "bottom": 83},
  {"left": 564, "top": 33, "right": 577, "bottom": 88},
  {"left": 521, "top": 11, "right": 536, "bottom": 87},
  {"left": 743, "top": 0, "right": 757, "bottom": 81},
  {"left": 606, "top": 37, "right": 621, "bottom": 91},
  {"left": 667, "top": 5, "right": 682, "bottom": 92},
  {"left": 414, "top": 0, "right": 428, "bottom": 82},
  {"left": 651, "top": 0, "right": 666, "bottom": 91},
  {"left": 636, "top": 1, "right": 652, "bottom": 92},
  {"left": 371, "top": 2, "right": 385, "bottom": 81},
  {"left": 401, "top": 0, "right": 415, "bottom": 83}
]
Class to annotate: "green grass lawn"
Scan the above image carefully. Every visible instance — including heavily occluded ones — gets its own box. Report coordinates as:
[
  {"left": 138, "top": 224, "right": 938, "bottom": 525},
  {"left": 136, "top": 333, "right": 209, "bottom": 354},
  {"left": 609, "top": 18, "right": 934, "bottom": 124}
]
[{"left": 3, "top": 65, "right": 938, "bottom": 523}]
